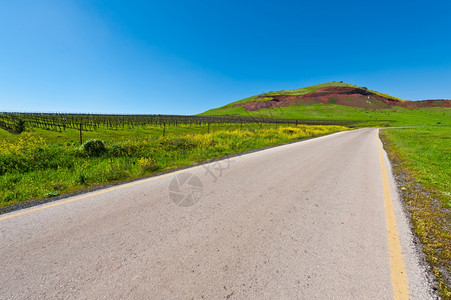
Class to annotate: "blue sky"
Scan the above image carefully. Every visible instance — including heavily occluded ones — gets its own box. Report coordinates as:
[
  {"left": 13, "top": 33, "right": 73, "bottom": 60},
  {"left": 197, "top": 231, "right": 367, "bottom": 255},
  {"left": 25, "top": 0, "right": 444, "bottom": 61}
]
[{"left": 1, "top": 0, "right": 450, "bottom": 114}]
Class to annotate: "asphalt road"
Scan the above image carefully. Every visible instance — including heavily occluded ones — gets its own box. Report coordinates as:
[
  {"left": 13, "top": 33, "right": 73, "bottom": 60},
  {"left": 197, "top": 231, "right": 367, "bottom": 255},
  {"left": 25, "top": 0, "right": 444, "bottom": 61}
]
[{"left": 0, "top": 128, "right": 435, "bottom": 299}]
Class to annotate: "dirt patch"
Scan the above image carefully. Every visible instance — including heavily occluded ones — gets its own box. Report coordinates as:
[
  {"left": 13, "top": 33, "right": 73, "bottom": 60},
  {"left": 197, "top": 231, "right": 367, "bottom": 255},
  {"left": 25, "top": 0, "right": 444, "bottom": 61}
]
[
  {"left": 241, "top": 100, "right": 282, "bottom": 111},
  {"left": 401, "top": 99, "right": 451, "bottom": 109}
]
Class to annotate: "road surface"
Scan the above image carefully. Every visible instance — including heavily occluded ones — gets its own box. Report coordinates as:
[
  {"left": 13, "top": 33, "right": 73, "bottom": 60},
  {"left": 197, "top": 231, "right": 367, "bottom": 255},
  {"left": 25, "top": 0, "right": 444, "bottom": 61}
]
[{"left": 0, "top": 128, "right": 435, "bottom": 299}]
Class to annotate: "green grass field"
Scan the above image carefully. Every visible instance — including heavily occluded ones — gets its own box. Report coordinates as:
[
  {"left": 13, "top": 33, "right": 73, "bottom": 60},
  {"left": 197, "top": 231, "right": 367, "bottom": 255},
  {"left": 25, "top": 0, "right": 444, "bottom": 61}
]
[
  {"left": 202, "top": 104, "right": 450, "bottom": 126},
  {"left": 381, "top": 127, "right": 450, "bottom": 202},
  {"left": 0, "top": 124, "right": 348, "bottom": 210},
  {"left": 380, "top": 126, "right": 451, "bottom": 298}
]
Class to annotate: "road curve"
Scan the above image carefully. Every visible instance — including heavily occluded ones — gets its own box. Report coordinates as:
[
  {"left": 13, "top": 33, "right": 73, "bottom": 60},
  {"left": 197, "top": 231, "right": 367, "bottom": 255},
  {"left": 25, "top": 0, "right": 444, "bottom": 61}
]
[{"left": 0, "top": 128, "right": 435, "bottom": 299}]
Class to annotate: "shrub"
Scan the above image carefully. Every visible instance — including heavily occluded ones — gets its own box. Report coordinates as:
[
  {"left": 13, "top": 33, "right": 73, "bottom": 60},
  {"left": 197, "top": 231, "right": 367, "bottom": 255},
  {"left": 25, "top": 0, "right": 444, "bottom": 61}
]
[
  {"left": 138, "top": 157, "right": 159, "bottom": 172},
  {"left": 77, "top": 172, "right": 88, "bottom": 185},
  {"left": 109, "top": 143, "right": 131, "bottom": 157},
  {"left": 82, "top": 139, "right": 106, "bottom": 157}
]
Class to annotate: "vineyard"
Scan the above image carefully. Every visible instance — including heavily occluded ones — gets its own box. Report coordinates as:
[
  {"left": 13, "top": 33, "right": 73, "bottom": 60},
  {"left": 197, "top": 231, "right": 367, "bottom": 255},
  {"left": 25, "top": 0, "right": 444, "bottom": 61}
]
[
  {"left": 0, "top": 112, "right": 356, "bottom": 210},
  {"left": 0, "top": 112, "right": 361, "bottom": 135},
  {"left": 0, "top": 119, "right": 349, "bottom": 210}
]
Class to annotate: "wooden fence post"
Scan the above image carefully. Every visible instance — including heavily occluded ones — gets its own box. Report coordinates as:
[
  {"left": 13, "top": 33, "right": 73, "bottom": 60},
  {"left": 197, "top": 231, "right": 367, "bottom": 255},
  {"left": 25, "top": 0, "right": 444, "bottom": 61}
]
[{"left": 79, "top": 123, "right": 83, "bottom": 145}]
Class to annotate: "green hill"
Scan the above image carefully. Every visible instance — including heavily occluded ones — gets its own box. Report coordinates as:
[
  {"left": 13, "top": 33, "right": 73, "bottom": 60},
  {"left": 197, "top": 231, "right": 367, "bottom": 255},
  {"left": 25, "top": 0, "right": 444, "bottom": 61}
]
[{"left": 200, "top": 82, "right": 450, "bottom": 126}]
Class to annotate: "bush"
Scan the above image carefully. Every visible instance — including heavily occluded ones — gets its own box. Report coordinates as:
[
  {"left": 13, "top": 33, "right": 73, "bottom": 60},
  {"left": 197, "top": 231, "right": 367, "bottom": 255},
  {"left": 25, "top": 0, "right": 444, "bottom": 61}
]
[
  {"left": 138, "top": 157, "right": 159, "bottom": 172},
  {"left": 109, "top": 143, "right": 136, "bottom": 157},
  {"left": 109, "top": 143, "right": 128, "bottom": 157},
  {"left": 82, "top": 139, "right": 106, "bottom": 157},
  {"left": 77, "top": 172, "right": 88, "bottom": 185}
]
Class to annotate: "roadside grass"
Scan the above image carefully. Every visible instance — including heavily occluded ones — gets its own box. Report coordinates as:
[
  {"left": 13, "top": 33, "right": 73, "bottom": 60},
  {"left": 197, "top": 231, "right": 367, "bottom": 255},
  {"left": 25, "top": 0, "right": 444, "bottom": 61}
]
[
  {"left": 0, "top": 124, "right": 348, "bottom": 210},
  {"left": 380, "top": 126, "right": 451, "bottom": 298}
]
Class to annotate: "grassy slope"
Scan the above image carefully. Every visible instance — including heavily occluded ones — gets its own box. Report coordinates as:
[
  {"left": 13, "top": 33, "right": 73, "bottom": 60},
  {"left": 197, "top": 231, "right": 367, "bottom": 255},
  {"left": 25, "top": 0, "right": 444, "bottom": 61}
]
[
  {"left": 213, "top": 82, "right": 404, "bottom": 109},
  {"left": 202, "top": 103, "right": 451, "bottom": 126},
  {"left": 380, "top": 127, "right": 451, "bottom": 298},
  {"left": 203, "top": 81, "right": 403, "bottom": 110},
  {"left": 201, "top": 82, "right": 451, "bottom": 126},
  {"left": 264, "top": 81, "right": 404, "bottom": 101}
]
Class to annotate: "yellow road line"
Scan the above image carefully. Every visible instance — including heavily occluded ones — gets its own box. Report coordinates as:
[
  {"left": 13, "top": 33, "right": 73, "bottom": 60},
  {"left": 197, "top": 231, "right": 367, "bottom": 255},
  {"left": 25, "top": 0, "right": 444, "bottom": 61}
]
[{"left": 378, "top": 135, "right": 409, "bottom": 300}]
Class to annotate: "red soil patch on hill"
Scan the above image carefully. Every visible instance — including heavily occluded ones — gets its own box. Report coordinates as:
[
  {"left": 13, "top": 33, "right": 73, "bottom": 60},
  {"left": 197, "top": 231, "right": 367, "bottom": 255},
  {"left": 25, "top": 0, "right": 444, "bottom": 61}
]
[
  {"left": 239, "top": 87, "right": 450, "bottom": 111},
  {"left": 402, "top": 99, "right": 451, "bottom": 109}
]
